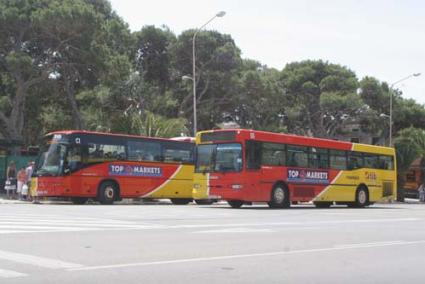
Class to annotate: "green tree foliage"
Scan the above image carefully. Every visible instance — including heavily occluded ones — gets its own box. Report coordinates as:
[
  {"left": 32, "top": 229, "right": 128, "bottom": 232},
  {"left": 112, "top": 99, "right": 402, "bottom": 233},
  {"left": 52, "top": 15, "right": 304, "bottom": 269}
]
[
  {"left": 171, "top": 30, "right": 242, "bottom": 131},
  {"left": 33, "top": 0, "right": 131, "bottom": 129},
  {"left": 0, "top": 0, "right": 131, "bottom": 149},
  {"left": 279, "top": 60, "right": 361, "bottom": 137},
  {"left": 0, "top": 0, "right": 52, "bottom": 146},
  {"left": 134, "top": 25, "right": 176, "bottom": 88},
  {"left": 1, "top": 0, "right": 425, "bottom": 148},
  {"left": 234, "top": 62, "right": 286, "bottom": 132},
  {"left": 394, "top": 127, "right": 425, "bottom": 199}
]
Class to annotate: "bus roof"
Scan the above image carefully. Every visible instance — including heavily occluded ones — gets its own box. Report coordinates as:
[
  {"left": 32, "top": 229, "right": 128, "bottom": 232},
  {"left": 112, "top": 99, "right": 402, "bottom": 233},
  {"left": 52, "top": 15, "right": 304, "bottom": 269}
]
[
  {"left": 46, "top": 130, "right": 192, "bottom": 143},
  {"left": 197, "top": 129, "right": 395, "bottom": 155}
]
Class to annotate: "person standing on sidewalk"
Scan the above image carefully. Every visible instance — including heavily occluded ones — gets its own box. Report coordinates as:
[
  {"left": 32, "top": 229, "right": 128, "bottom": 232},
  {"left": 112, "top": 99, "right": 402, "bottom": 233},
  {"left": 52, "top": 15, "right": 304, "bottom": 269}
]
[
  {"left": 17, "top": 166, "right": 27, "bottom": 201},
  {"left": 5, "top": 161, "right": 17, "bottom": 199},
  {"left": 418, "top": 183, "right": 425, "bottom": 203},
  {"left": 25, "top": 161, "right": 34, "bottom": 201}
]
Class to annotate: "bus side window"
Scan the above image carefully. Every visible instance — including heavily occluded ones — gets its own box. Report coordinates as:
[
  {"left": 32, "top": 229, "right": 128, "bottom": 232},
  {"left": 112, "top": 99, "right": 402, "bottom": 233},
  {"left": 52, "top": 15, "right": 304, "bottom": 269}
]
[
  {"left": 379, "top": 155, "right": 394, "bottom": 170},
  {"left": 162, "top": 141, "right": 194, "bottom": 164},
  {"left": 329, "top": 150, "right": 347, "bottom": 170},
  {"left": 287, "top": 145, "right": 308, "bottom": 168},
  {"left": 364, "top": 154, "right": 379, "bottom": 169},
  {"left": 246, "top": 140, "right": 262, "bottom": 170},
  {"left": 309, "top": 147, "right": 329, "bottom": 169},
  {"left": 348, "top": 152, "right": 363, "bottom": 170},
  {"left": 261, "top": 142, "right": 285, "bottom": 166},
  {"left": 127, "top": 140, "right": 161, "bottom": 162},
  {"left": 347, "top": 157, "right": 356, "bottom": 170}
]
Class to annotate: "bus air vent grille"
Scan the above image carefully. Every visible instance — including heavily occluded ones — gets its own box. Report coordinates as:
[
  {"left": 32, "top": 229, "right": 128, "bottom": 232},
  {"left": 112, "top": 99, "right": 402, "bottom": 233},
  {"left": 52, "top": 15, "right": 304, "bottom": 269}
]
[{"left": 382, "top": 182, "right": 393, "bottom": 197}]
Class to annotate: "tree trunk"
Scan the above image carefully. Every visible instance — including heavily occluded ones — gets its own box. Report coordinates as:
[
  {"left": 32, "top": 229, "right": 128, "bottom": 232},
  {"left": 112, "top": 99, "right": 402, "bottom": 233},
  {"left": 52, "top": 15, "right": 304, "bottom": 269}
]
[
  {"left": 64, "top": 75, "right": 84, "bottom": 129},
  {"left": 0, "top": 77, "right": 27, "bottom": 152}
]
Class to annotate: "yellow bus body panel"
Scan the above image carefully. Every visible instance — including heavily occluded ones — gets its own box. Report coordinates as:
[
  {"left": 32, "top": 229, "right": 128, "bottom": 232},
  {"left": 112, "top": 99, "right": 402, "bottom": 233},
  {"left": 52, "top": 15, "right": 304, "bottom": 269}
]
[
  {"left": 192, "top": 173, "right": 210, "bottom": 200},
  {"left": 315, "top": 144, "right": 397, "bottom": 202},
  {"left": 148, "top": 165, "right": 194, "bottom": 199}
]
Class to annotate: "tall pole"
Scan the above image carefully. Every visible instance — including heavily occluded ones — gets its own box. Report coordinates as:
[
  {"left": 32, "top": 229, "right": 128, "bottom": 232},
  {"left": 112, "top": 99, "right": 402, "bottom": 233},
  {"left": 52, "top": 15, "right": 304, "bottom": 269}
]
[
  {"left": 389, "top": 73, "right": 421, "bottom": 146},
  {"left": 192, "top": 11, "right": 225, "bottom": 136}
]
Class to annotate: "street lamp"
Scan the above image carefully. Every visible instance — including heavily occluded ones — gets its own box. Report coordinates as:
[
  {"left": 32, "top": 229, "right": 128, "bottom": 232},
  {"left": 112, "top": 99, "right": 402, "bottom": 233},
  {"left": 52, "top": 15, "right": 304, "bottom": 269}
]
[
  {"left": 389, "top": 73, "right": 421, "bottom": 146},
  {"left": 189, "top": 11, "right": 226, "bottom": 136}
]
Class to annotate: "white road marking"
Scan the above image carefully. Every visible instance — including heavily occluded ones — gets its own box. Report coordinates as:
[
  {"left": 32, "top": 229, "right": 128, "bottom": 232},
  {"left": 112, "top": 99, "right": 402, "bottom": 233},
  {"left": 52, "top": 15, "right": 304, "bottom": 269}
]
[
  {"left": 165, "top": 217, "right": 420, "bottom": 229},
  {"left": 0, "top": 250, "right": 83, "bottom": 269},
  {"left": 69, "top": 240, "right": 425, "bottom": 272},
  {"left": 0, "top": 215, "right": 419, "bottom": 235},
  {"left": 334, "top": 241, "right": 406, "bottom": 248},
  {"left": 0, "top": 268, "right": 27, "bottom": 278},
  {"left": 0, "top": 225, "right": 98, "bottom": 230},
  {"left": 0, "top": 214, "right": 165, "bottom": 234},
  {"left": 194, "top": 228, "right": 274, "bottom": 233},
  {"left": 0, "top": 221, "right": 153, "bottom": 228}
]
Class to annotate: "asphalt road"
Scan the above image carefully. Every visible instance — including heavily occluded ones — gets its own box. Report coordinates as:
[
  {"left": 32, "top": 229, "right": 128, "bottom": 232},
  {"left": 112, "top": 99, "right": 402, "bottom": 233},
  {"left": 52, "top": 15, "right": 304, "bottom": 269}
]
[{"left": 0, "top": 200, "right": 425, "bottom": 283}]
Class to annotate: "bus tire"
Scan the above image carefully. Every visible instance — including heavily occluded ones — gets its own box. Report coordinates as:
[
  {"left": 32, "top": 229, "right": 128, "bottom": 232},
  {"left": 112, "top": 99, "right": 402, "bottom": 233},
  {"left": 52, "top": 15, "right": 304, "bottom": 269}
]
[
  {"left": 268, "top": 184, "right": 290, "bottom": 208},
  {"left": 228, "top": 200, "right": 244, "bottom": 208},
  {"left": 71, "top": 197, "right": 88, "bottom": 205},
  {"left": 171, "top": 198, "right": 192, "bottom": 205},
  {"left": 314, "top": 202, "right": 332, "bottom": 208},
  {"left": 98, "top": 181, "right": 118, "bottom": 205},
  {"left": 195, "top": 199, "right": 214, "bottom": 205},
  {"left": 354, "top": 186, "right": 369, "bottom": 208}
]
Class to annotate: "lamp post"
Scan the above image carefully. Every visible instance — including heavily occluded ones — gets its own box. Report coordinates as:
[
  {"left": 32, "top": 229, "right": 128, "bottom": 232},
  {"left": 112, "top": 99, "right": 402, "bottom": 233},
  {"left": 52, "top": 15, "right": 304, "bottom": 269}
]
[
  {"left": 189, "top": 11, "right": 226, "bottom": 136},
  {"left": 389, "top": 73, "right": 421, "bottom": 146}
]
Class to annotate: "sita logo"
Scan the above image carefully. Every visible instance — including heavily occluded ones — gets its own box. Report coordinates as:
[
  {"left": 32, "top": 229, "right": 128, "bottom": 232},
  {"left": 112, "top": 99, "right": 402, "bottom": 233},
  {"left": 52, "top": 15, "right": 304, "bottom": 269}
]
[{"left": 365, "top": 171, "right": 377, "bottom": 181}]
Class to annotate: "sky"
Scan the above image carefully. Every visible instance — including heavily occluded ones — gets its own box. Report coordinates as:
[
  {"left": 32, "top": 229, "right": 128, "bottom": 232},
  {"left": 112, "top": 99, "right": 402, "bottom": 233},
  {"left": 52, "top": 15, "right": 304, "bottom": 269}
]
[{"left": 109, "top": 0, "right": 425, "bottom": 105}]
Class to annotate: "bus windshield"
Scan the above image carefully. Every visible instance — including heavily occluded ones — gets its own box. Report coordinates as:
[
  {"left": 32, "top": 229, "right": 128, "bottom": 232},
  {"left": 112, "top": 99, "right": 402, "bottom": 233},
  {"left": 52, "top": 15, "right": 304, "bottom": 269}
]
[
  {"left": 36, "top": 142, "right": 67, "bottom": 176},
  {"left": 196, "top": 143, "right": 242, "bottom": 173}
]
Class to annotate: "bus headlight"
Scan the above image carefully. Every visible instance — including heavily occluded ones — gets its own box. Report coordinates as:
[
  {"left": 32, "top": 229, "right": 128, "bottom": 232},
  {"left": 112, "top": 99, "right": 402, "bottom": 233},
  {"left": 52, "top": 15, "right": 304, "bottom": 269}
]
[{"left": 231, "top": 184, "right": 243, "bottom": 190}]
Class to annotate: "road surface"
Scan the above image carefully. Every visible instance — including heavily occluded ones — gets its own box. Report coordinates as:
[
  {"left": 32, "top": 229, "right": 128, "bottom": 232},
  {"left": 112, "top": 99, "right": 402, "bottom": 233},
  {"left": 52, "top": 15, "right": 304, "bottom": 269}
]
[{"left": 0, "top": 201, "right": 424, "bottom": 283}]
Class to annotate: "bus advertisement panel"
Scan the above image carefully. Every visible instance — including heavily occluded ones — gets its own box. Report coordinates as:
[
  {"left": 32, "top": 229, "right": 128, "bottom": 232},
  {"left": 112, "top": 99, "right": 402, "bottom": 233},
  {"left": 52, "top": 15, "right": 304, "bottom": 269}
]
[
  {"left": 31, "top": 131, "right": 194, "bottom": 204},
  {"left": 193, "top": 129, "right": 396, "bottom": 208}
]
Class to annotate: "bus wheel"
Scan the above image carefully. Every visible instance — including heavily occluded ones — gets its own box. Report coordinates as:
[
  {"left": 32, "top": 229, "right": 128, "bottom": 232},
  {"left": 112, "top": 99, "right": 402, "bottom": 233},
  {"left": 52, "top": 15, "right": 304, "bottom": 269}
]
[
  {"left": 314, "top": 202, "right": 332, "bottom": 208},
  {"left": 268, "top": 184, "right": 289, "bottom": 208},
  {"left": 71, "top": 197, "right": 88, "bottom": 205},
  {"left": 354, "top": 186, "right": 369, "bottom": 208},
  {"left": 228, "top": 200, "right": 244, "bottom": 208},
  {"left": 195, "top": 199, "right": 214, "bottom": 205},
  {"left": 171, "top": 198, "right": 192, "bottom": 205},
  {"left": 98, "top": 181, "right": 118, "bottom": 205}
]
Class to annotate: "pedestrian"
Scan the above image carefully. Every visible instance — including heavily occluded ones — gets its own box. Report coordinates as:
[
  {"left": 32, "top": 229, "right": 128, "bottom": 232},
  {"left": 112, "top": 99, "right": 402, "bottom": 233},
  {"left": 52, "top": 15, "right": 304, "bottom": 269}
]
[
  {"left": 418, "top": 183, "right": 425, "bottom": 203},
  {"left": 21, "top": 182, "right": 29, "bottom": 201},
  {"left": 17, "top": 166, "right": 27, "bottom": 201},
  {"left": 25, "top": 161, "right": 34, "bottom": 201},
  {"left": 5, "top": 161, "right": 17, "bottom": 199},
  {"left": 27, "top": 161, "right": 40, "bottom": 204},
  {"left": 16, "top": 167, "right": 27, "bottom": 200}
]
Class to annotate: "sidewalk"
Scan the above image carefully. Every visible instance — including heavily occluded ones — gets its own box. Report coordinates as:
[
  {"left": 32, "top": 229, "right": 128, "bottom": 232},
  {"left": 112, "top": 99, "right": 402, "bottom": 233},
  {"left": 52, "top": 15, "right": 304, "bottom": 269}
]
[
  {"left": 0, "top": 197, "right": 31, "bottom": 204},
  {"left": 0, "top": 195, "right": 173, "bottom": 205}
]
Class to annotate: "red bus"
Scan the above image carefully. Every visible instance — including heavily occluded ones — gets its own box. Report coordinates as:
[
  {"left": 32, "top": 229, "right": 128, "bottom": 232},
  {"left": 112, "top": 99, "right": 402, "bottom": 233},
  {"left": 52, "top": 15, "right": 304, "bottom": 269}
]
[
  {"left": 31, "top": 130, "right": 194, "bottom": 204},
  {"left": 193, "top": 129, "right": 396, "bottom": 208}
]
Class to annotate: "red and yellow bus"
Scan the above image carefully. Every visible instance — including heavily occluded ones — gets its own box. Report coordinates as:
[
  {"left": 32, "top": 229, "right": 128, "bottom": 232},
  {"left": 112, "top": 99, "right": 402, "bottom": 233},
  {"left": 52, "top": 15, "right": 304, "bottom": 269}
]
[
  {"left": 193, "top": 129, "right": 396, "bottom": 208},
  {"left": 31, "top": 130, "right": 194, "bottom": 204}
]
